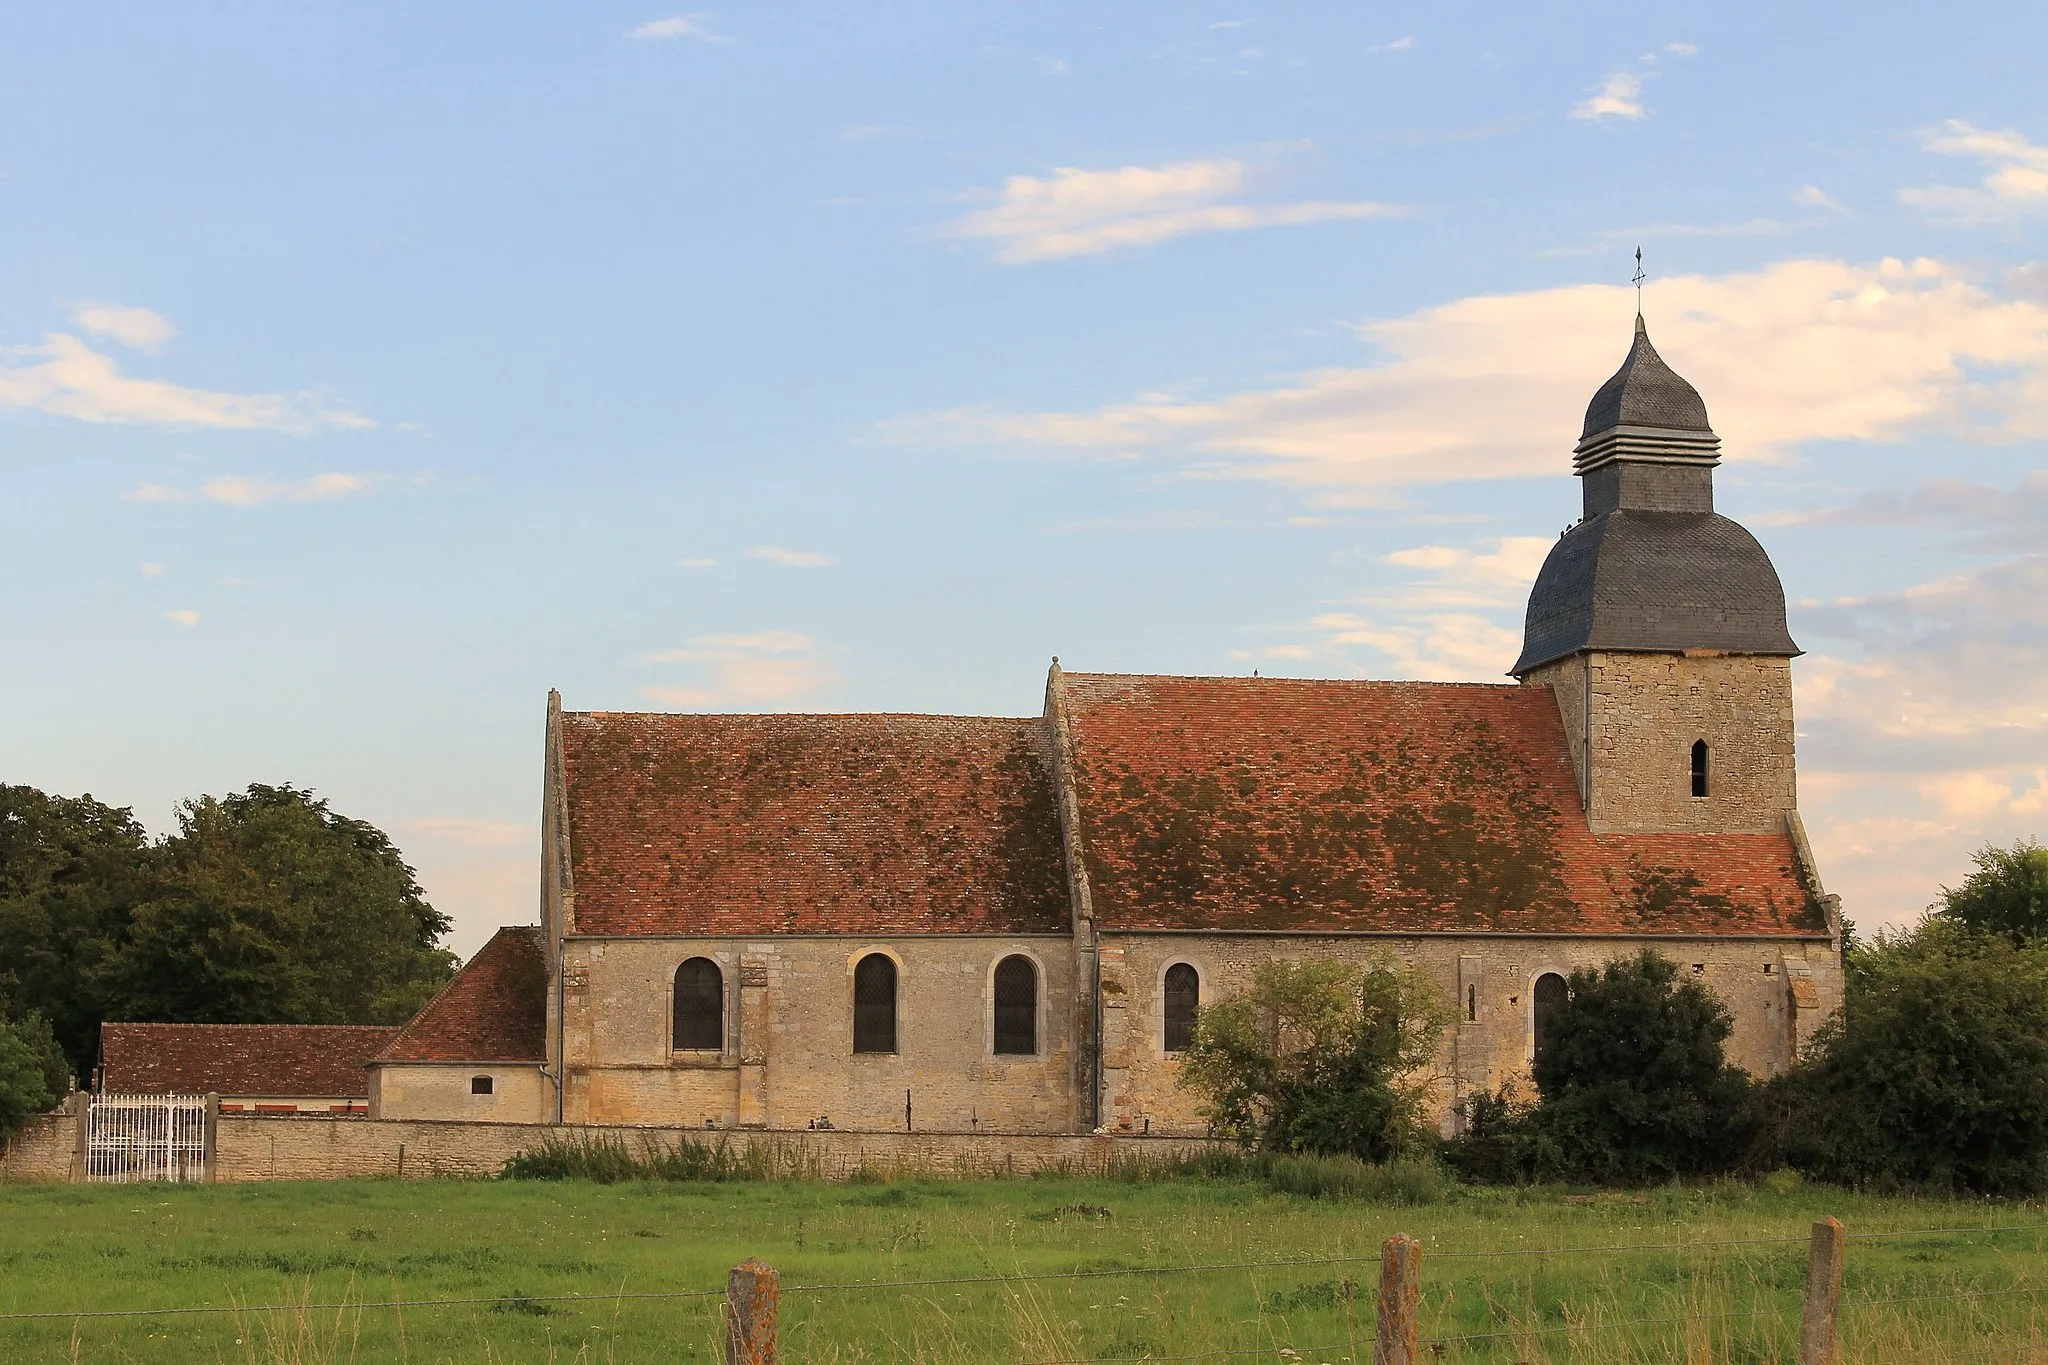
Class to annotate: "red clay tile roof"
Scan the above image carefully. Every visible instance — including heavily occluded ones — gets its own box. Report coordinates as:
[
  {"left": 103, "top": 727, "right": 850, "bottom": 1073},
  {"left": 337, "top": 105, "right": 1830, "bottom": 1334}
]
[
  {"left": 559, "top": 712, "right": 1071, "bottom": 936},
  {"left": 376, "top": 926, "right": 548, "bottom": 1063},
  {"left": 1059, "top": 673, "right": 1821, "bottom": 935},
  {"left": 98, "top": 1024, "right": 398, "bottom": 1098}
]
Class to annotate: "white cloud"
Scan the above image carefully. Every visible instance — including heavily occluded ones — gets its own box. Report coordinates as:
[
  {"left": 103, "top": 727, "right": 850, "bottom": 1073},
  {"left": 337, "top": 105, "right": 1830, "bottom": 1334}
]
[
  {"left": 1366, "top": 35, "right": 1417, "bottom": 54},
  {"left": 891, "top": 256, "right": 2048, "bottom": 492},
  {"left": 627, "top": 14, "right": 732, "bottom": 43},
  {"left": 1310, "top": 610, "right": 1522, "bottom": 682},
  {"left": 638, "top": 629, "right": 835, "bottom": 709},
  {"left": 1664, "top": 41, "right": 1698, "bottom": 56},
  {"left": 746, "top": 544, "right": 833, "bottom": 568},
  {"left": 138, "top": 561, "right": 166, "bottom": 578},
  {"left": 1037, "top": 56, "right": 1070, "bottom": 76},
  {"left": 940, "top": 157, "right": 1408, "bottom": 264},
  {"left": 70, "top": 303, "right": 177, "bottom": 352},
  {"left": 1572, "top": 67, "right": 1648, "bottom": 121},
  {"left": 162, "top": 609, "right": 200, "bottom": 627},
  {"left": 0, "top": 329, "right": 369, "bottom": 431},
  {"left": 201, "top": 473, "right": 369, "bottom": 507},
  {"left": 1378, "top": 536, "right": 1554, "bottom": 608},
  {"left": 676, "top": 556, "right": 719, "bottom": 569},
  {"left": 1792, "top": 185, "right": 1848, "bottom": 213},
  {"left": 1900, "top": 120, "right": 2048, "bottom": 222}
]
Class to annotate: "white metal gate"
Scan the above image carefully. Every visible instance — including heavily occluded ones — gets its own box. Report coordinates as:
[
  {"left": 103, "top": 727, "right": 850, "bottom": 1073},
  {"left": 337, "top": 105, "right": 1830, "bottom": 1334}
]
[{"left": 86, "top": 1094, "right": 208, "bottom": 1182}]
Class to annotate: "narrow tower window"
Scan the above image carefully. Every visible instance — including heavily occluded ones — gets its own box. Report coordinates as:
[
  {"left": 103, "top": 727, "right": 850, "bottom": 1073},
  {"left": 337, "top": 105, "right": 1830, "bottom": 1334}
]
[
  {"left": 853, "top": 954, "right": 898, "bottom": 1054},
  {"left": 993, "top": 955, "right": 1038, "bottom": 1055},
  {"left": 1532, "top": 973, "right": 1569, "bottom": 1064},
  {"left": 1467, "top": 983, "right": 1478, "bottom": 1023},
  {"left": 672, "top": 957, "right": 724, "bottom": 1051},
  {"left": 1691, "top": 740, "right": 1710, "bottom": 798},
  {"left": 1164, "top": 963, "right": 1200, "bottom": 1052}
]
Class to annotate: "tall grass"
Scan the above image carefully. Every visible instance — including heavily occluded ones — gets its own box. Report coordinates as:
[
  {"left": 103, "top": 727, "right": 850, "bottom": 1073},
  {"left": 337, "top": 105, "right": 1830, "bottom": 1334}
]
[{"left": 501, "top": 1131, "right": 832, "bottom": 1182}]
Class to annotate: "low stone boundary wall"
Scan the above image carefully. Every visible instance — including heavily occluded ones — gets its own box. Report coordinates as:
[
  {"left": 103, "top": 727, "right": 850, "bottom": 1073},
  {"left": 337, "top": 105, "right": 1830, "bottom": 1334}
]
[{"left": 3, "top": 1106, "right": 1220, "bottom": 1184}]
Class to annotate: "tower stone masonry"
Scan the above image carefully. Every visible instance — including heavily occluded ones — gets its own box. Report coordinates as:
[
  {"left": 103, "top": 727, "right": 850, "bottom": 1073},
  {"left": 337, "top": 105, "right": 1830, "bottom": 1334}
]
[{"left": 1514, "top": 315, "right": 1802, "bottom": 836}]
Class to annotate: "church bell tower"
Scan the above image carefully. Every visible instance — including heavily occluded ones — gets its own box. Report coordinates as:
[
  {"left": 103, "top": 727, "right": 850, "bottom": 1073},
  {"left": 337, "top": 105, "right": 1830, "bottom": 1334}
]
[{"left": 1513, "top": 316, "right": 1801, "bottom": 835}]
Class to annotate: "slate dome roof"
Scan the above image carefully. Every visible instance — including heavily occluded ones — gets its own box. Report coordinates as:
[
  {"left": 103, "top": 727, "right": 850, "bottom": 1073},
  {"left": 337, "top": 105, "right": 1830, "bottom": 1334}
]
[{"left": 1580, "top": 315, "right": 1713, "bottom": 440}]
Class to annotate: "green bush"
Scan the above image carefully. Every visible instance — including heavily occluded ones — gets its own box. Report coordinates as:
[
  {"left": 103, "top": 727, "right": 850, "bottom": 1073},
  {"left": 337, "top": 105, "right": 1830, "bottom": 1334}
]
[
  {"left": 0, "top": 1014, "right": 67, "bottom": 1141},
  {"left": 1773, "top": 919, "right": 2048, "bottom": 1195},
  {"left": 1442, "top": 951, "right": 1753, "bottom": 1184},
  {"left": 1177, "top": 956, "right": 1450, "bottom": 1162}
]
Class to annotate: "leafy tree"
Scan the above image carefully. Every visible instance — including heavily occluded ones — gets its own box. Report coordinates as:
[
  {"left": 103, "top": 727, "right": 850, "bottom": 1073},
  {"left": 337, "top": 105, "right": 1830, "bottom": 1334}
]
[
  {"left": 1775, "top": 919, "right": 2048, "bottom": 1195},
  {"left": 1444, "top": 951, "right": 1753, "bottom": 1184},
  {"left": 1936, "top": 840, "right": 2048, "bottom": 943},
  {"left": 1178, "top": 957, "right": 1451, "bottom": 1162},
  {"left": 118, "top": 784, "right": 456, "bottom": 1027},
  {"left": 0, "top": 786, "right": 151, "bottom": 1078},
  {"left": 0, "top": 1013, "right": 70, "bottom": 1141}
]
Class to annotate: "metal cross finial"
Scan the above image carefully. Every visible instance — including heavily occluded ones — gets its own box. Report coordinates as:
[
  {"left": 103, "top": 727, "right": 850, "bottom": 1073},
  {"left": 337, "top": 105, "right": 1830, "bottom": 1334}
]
[{"left": 1633, "top": 246, "right": 1646, "bottom": 315}]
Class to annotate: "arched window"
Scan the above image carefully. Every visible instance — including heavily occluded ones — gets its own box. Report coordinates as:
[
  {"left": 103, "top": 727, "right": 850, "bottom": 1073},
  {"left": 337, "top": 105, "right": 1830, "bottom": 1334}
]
[
  {"left": 1163, "top": 963, "right": 1199, "bottom": 1052},
  {"left": 853, "top": 954, "right": 898, "bottom": 1054},
  {"left": 672, "top": 957, "right": 723, "bottom": 1051},
  {"left": 1691, "top": 740, "right": 1709, "bottom": 798},
  {"left": 1532, "top": 973, "right": 1569, "bottom": 1064},
  {"left": 993, "top": 955, "right": 1038, "bottom": 1055}
]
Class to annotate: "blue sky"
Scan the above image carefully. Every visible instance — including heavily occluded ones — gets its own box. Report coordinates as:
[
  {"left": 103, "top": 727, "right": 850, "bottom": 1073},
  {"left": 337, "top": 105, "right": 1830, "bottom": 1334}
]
[{"left": 4, "top": 3, "right": 2045, "bottom": 955}]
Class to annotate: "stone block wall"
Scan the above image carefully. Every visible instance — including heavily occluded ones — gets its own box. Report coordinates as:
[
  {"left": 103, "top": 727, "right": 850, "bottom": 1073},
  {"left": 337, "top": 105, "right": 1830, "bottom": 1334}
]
[
  {"left": 560, "top": 935, "right": 1083, "bottom": 1133},
  {"left": 372, "top": 1063, "right": 552, "bottom": 1123},
  {"left": 1100, "top": 931, "right": 1841, "bottom": 1137},
  {"left": 1524, "top": 652, "right": 1796, "bottom": 834},
  {"left": 0, "top": 1109, "right": 76, "bottom": 1182}
]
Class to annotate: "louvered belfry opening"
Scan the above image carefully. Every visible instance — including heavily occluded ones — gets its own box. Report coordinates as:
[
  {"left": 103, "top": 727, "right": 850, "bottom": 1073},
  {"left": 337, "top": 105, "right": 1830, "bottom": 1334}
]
[
  {"left": 993, "top": 955, "right": 1037, "bottom": 1055},
  {"left": 853, "top": 953, "right": 898, "bottom": 1054},
  {"left": 672, "top": 957, "right": 724, "bottom": 1051},
  {"left": 1163, "top": 962, "right": 1200, "bottom": 1052}
]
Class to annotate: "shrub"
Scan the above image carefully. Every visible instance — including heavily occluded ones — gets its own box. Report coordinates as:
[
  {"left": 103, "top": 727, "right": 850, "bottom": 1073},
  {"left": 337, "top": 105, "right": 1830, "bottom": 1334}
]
[
  {"left": 1442, "top": 951, "right": 1754, "bottom": 1184},
  {"left": 1774, "top": 919, "right": 2048, "bottom": 1195},
  {"left": 0, "top": 1013, "right": 67, "bottom": 1141},
  {"left": 1177, "top": 956, "right": 1450, "bottom": 1162}
]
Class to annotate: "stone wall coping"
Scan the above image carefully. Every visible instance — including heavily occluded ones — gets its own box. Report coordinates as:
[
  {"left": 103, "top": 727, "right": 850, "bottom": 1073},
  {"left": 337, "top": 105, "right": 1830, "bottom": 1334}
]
[
  {"left": 1097, "top": 929, "right": 1835, "bottom": 942},
  {"left": 561, "top": 932, "right": 1076, "bottom": 942}
]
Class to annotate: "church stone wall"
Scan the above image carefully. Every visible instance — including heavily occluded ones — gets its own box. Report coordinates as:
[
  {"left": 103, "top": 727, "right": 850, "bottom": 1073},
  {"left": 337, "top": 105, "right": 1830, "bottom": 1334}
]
[
  {"left": 558, "top": 936, "right": 1082, "bottom": 1133},
  {"left": 1099, "top": 932, "right": 1841, "bottom": 1137},
  {"left": 1524, "top": 652, "right": 1796, "bottom": 834}
]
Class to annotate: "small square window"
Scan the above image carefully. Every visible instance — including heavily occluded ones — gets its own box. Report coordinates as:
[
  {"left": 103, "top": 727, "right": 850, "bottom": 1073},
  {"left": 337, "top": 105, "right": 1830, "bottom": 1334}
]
[
  {"left": 1762, "top": 964, "right": 1774, "bottom": 975},
  {"left": 470, "top": 1075, "right": 493, "bottom": 1096}
]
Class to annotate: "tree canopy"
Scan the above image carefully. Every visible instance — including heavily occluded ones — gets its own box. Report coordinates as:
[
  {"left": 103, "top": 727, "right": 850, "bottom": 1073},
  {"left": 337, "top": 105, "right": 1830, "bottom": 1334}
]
[
  {"left": 0, "top": 782, "right": 456, "bottom": 1081},
  {"left": 1936, "top": 840, "right": 2048, "bottom": 943}
]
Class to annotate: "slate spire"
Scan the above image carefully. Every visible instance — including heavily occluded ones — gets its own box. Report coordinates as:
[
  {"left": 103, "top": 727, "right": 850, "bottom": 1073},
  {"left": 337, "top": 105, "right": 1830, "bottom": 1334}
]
[{"left": 1572, "top": 315, "right": 1721, "bottom": 474}]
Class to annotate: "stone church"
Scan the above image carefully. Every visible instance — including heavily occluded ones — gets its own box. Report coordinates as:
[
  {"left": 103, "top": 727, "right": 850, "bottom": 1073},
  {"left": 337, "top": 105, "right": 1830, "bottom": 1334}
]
[{"left": 368, "top": 316, "right": 1845, "bottom": 1134}]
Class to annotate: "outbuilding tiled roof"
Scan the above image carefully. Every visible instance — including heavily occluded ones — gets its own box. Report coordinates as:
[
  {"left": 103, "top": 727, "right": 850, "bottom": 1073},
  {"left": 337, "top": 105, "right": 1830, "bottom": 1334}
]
[
  {"left": 559, "top": 712, "right": 1072, "bottom": 936},
  {"left": 98, "top": 1023, "right": 397, "bottom": 1098},
  {"left": 376, "top": 926, "right": 547, "bottom": 1063},
  {"left": 1057, "top": 672, "right": 1821, "bottom": 936}
]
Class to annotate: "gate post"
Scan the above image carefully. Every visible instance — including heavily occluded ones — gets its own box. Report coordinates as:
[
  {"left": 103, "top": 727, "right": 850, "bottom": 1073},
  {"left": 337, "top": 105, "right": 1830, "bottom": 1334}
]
[
  {"left": 70, "top": 1091, "right": 90, "bottom": 1183},
  {"left": 204, "top": 1094, "right": 220, "bottom": 1184}
]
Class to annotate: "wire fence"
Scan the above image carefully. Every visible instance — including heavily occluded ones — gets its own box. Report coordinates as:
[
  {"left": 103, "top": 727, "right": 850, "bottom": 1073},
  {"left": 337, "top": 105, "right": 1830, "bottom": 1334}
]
[{"left": 4, "top": 1215, "right": 2046, "bottom": 1362}]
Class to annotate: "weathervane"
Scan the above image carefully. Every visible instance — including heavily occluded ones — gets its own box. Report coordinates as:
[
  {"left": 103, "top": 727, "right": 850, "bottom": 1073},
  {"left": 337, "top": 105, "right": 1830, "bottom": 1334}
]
[{"left": 1633, "top": 246, "right": 1646, "bottom": 316}]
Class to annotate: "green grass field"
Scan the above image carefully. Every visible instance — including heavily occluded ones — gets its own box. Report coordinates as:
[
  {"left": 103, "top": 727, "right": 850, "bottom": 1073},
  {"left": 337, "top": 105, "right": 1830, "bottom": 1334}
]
[{"left": 1, "top": 1173, "right": 2043, "bottom": 1364}]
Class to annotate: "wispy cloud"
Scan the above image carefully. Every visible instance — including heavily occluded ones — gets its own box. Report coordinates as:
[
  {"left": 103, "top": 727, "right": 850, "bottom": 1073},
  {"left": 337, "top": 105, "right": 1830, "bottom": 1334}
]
[
  {"left": 746, "top": 544, "right": 833, "bottom": 568},
  {"left": 138, "top": 562, "right": 166, "bottom": 578},
  {"left": 162, "top": 609, "right": 200, "bottom": 628},
  {"left": 637, "top": 630, "right": 835, "bottom": 709},
  {"left": 124, "top": 472, "right": 372, "bottom": 506},
  {"left": 627, "top": 14, "right": 732, "bottom": 43},
  {"left": 400, "top": 817, "right": 535, "bottom": 849},
  {"left": 0, "top": 310, "right": 369, "bottom": 431},
  {"left": 676, "top": 556, "right": 719, "bottom": 569},
  {"left": 1366, "top": 35, "right": 1417, "bottom": 54},
  {"left": 1792, "top": 185, "right": 1849, "bottom": 213},
  {"left": 1900, "top": 120, "right": 2048, "bottom": 222},
  {"left": 889, "top": 256, "right": 2048, "bottom": 493},
  {"left": 1572, "top": 67, "right": 1648, "bottom": 121},
  {"left": 70, "top": 303, "right": 177, "bottom": 352},
  {"left": 940, "top": 156, "right": 1408, "bottom": 264}
]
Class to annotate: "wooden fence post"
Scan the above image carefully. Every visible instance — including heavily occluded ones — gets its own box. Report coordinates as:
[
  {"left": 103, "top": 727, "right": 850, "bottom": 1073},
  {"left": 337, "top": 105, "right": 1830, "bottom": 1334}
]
[
  {"left": 726, "top": 1258, "right": 779, "bottom": 1365},
  {"left": 1374, "top": 1234, "right": 1422, "bottom": 1365},
  {"left": 1800, "top": 1217, "right": 1845, "bottom": 1365}
]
